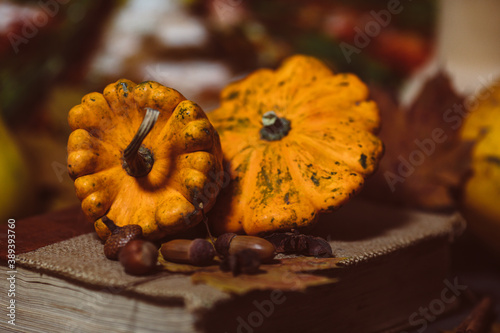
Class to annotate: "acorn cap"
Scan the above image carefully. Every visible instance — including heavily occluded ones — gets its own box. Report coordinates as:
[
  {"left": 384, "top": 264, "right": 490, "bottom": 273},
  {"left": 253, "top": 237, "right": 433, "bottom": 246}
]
[
  {"left": 188, "top": 239, "right": 215, "bottom": 266},
  {"left": 214, "top": 233, "right": 237, "bottom": 256},
  {"left": 104, "top": 224, "right": 143, "bottom": 260}
]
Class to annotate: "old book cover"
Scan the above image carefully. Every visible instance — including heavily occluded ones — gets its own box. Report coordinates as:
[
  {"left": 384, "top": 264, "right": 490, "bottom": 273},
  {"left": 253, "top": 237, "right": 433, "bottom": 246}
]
[{"left": 1, "top": 199, "right": 465, "bottom": 333}]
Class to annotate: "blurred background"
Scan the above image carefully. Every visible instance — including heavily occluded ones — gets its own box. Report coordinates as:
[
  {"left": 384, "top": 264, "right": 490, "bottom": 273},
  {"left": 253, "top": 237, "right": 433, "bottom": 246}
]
[
  {"left": 0, "top": 0, "right": 436, "bottom": 219},
  {"left": 1, "top": 0, "right": 500, "bottom": 330}
]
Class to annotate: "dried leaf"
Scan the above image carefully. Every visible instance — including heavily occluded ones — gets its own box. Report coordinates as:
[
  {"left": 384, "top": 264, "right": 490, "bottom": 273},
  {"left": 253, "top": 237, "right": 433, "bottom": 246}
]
[
  {"left": 159, "top": 249, "right": 343, "bottom": 294},
  {"left": 191, "top": 257, "right": 342, "bottom": 294},
  {"left": 157, "top": 252, "right": 216, "bottom": 274},
  {"left": 219, "top": 249, "right": 261, "bottom": 276},
  {"left": 363, "top": 72, "right": 473, "bottom": 210},
  {"left": 264, "top": 231, "right": 333, "bottom": 257}
]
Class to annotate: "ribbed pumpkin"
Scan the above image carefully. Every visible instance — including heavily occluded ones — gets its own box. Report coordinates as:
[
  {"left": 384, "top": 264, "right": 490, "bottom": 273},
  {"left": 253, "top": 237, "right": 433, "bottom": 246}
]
[
  {"left": 67, "top": 79, "right": 223, "bottom": 240},
  {"left": 208, "top": 55, "right": 384, "bottom": 235}
]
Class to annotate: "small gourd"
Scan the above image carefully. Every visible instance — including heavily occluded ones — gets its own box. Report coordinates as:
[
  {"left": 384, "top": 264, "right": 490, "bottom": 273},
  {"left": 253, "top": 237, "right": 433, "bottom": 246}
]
[
  {"left": 67, "top": 80, "right": 223, "bottom": 240},
  {"left": 208, "top": 55, "right": 384, "bottom": 235}
]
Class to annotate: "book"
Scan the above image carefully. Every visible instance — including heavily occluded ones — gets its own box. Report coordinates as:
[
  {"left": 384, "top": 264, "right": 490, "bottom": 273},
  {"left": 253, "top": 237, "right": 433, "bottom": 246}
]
[{"left": 1, "top": 199, "right": 465, "bottom": 333}]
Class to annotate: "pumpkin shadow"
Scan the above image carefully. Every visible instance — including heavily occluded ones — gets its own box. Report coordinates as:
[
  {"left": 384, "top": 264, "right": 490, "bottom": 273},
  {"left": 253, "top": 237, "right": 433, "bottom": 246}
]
[
  {"left": 133, "top": 147, "right": 178, "bottom": 192},
  {"left": 309, "top": 198, "right": 414, "bottom": 241}
]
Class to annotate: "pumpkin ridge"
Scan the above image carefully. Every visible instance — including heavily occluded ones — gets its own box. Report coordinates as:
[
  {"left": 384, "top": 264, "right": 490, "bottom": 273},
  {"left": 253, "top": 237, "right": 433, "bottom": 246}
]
[
  {"left": 154, "top": 190, "right": 200, "bottom": 235},
  {"left": 281, "top": 140, "right": 327, "bottom": 211},
  {"left": 151, "top": 101, "right": 215, "bottom": 158},
  {"left": 207, "top": 146, "right": 254, "bottom": 234},
  {"left": 74, "top": 166, "right": 125, "bottom": 202},
  {"left": 296, "top": 132, "right": 381, "bottom": 175},
  {"left": 236, "top": 146, "right": 264, "bottom": 231},
  {"left": 246, "top": 144, "right": 316, "bottom": 234},
  {"left": 282, "top": 140, "right": 352, "bottom": 213},
  {"left": 173, "top": 168, "right": 211, "bottom": 205},
  {"left": 102, "top": 79, "right": 137, "bottom": 114},
  {"left": 286, "top": 74, "right": 369, "bottom": 113},
  {"left": 250, "top": 144, "right": 275, "bottom": 207},
  {"left": 292, "top": 101, "right": 380, "bottom": 132},
  {"left": 67, "top": 149, "right": 119, "bottom": 180},
  {"left": 143, "top": 121, "right": 176, "bottom": 160},
  {"left": 214, "top": 104, "right": 263, "bottom": 127},
  {"left": 105, "top": 183, "right": 158, "bottom": 231},
  {"left": 179, "top": 119, "right": 216, "bottom": 153},
  {"left": 219, "top": 136, "right": 258, "bottom": 164},
  {"left": 208, "top": 114, "right": 259, "bottom": 135},
  {"left": 85, "top": 128, "right": 136, "bottom": 156},
  {"left": 68, "top": 127, "right": 135, "bottom": 180},
  {"left": 220, "top": 69, "right": 275, "bottom": 111},
  {"left": 175, "top": 151, "right": 219, "bottom": 175},
  {"left": 132, "top": 82, "right": 186, "bottom": 126},
  {"left": 272, "top": 55, "right": 333, "bottom": 105},
  {"left": 81, "top": 93, "right": 137, "bottom": 144}
]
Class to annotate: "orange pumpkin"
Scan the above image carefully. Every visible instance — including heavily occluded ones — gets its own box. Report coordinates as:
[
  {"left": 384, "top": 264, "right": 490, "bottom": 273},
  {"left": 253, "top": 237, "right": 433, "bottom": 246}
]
[
  {"left": 208, "top": 55, "right": 384, "bottom": 235},
  {"left": 67, "top": 79, "right": 223, "bottom": 240}
]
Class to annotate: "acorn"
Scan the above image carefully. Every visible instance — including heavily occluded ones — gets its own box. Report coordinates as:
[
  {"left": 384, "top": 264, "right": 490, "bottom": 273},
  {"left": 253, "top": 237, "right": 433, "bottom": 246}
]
[
  {"left": 119, "top": 239, "right": 158, "bottom": 275},
  {"left": 214, "top": 233, "right": 275, "bottom": 263},
  {"left": 264, "top": 230, "right": 333, "bottom": 258},
  {"left": 160, "top": 239, "right": 215, "bottom": 266},
  {"left": 220, "top": 249, "right": 261, "bottom": 276},
  {"left": 102, "top": 216, "right": 143, "bottom": 260}
]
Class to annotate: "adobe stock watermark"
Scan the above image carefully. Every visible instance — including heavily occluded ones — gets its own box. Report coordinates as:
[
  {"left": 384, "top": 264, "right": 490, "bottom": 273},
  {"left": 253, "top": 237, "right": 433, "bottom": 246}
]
[
  {"left": 182, "top": 162, "right": 232, "bottom": 226},
  {"left": 212, "top": 0, "right": 244, "bottom": 23},
  {"left": 340, "top": 0, "right": 406, "bottom": 64},
  {"left": 52, "top": 160, "right": 68, "bottom": 183},
  {"left": 142, "top": 64, "right": 170, "bottom": 84},
  {"left": 8, "top": 0, "right": 71, "bottom": 54},
  {"left": 229, "top": 257, "right": 330, "bottom": 333},
  {"left": 401, "top": 277, "right": 467, "bottom": 333},
  {"left": 385, "top": 73, "right": 500, "bottom": 192},
  {"left": 6, "top": 219, "right": 17, "bottom": 326},
  {"left": 231, "top": 289, "right": 287, "bottom": 333}
]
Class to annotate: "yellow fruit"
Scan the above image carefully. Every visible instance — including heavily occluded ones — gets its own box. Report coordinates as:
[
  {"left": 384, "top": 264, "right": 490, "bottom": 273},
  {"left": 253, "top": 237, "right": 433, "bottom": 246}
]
[
  {"left": 461, "top": 83, "right": 500, "bottom": 255},
  {"left": 0, "top": 116, "right": 29, "bottom": 221}
]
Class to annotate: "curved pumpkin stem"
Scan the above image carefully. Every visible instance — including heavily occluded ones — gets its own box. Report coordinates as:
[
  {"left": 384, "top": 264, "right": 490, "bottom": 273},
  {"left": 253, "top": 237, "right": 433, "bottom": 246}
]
[
  {"left": 123, "top": 108, "right": 160, "bottom": 177},
  {"left": 260, "top": 111, "right": 291, "bottom": 141},
  {"left": 101, "top": 216, "right": 118, "bottom": 233}
]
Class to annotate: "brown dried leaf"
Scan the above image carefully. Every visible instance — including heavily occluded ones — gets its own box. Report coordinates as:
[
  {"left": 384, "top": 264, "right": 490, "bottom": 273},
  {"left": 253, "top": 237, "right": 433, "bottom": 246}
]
[
  {"left": 157, "top": 251, "right": 216, "bottom": 274},
  {"left": 158, "top": 235, "right": 341, "bottom": 294},
  {"left": 191, "top": 257, "right": 342, "bottom": 294},
  {"left": 159, "top": 248, "right": 342, "bottom": 294},
  {"left": 363, "top": 72, "right": 473, "bottom": 210},
  {"left": 264, "top": 231, "right": 333, "bottom": 257}
]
